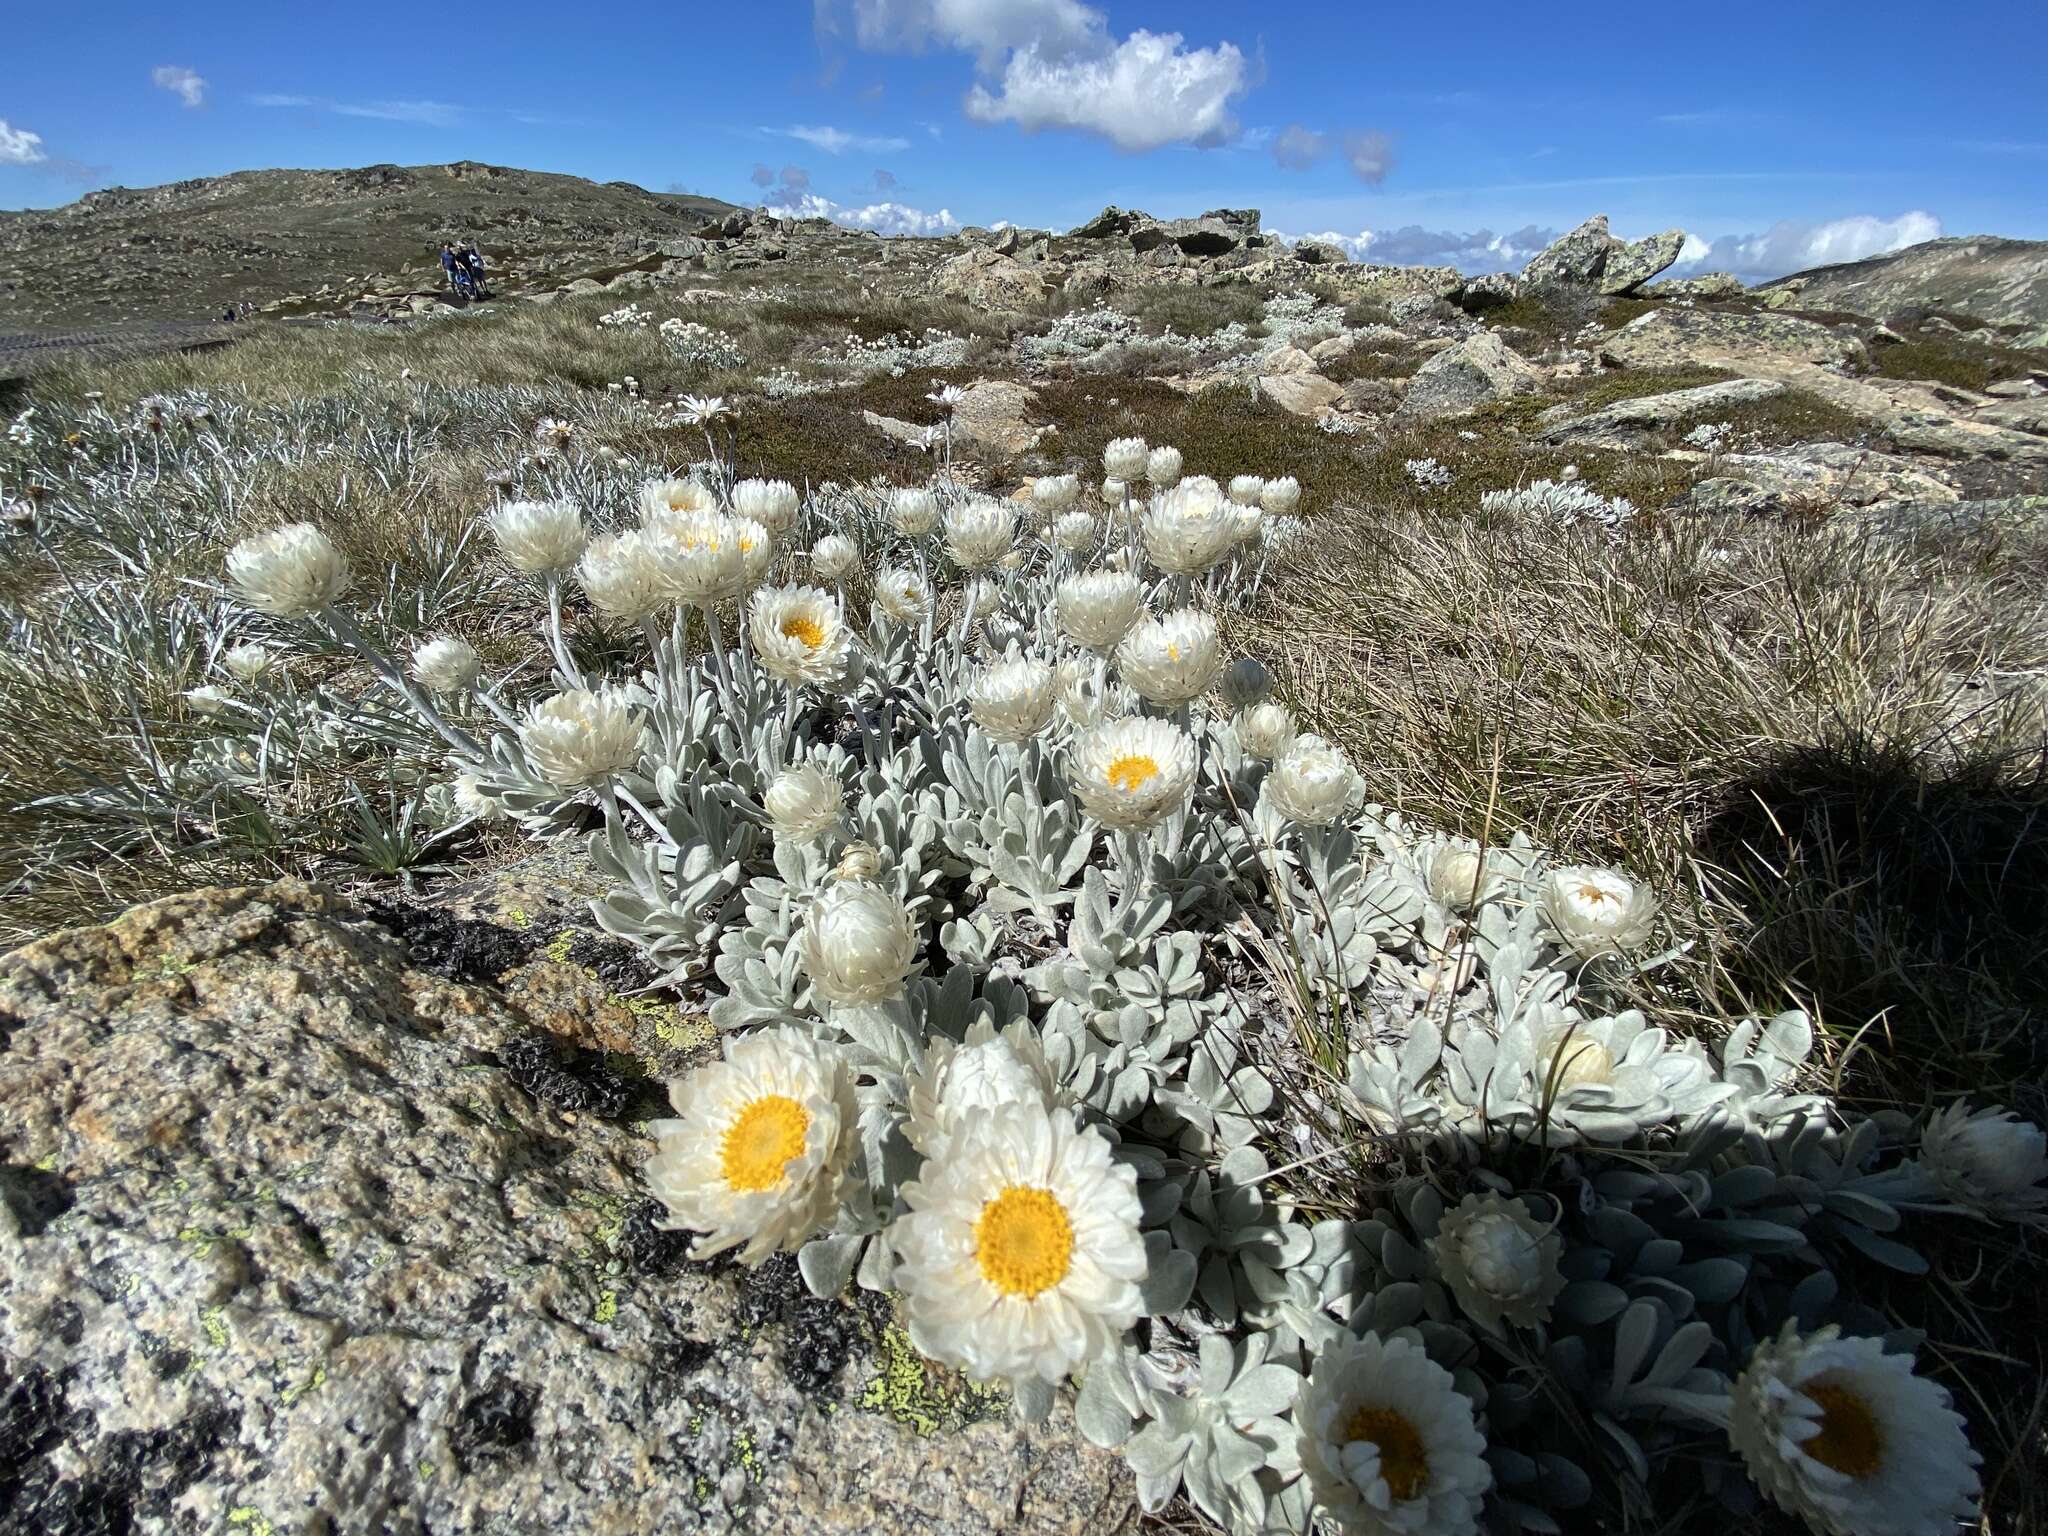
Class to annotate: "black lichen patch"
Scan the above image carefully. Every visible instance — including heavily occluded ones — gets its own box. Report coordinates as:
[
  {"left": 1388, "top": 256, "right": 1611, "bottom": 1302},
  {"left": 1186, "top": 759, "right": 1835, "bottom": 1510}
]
[
  {"left": 731, "top": 1253, "right": 883, "bottom": 1396},
  {"left": 618, "top": 1198, "right": 695, "bottom": 1279},
  {"left": 0, "top": 1360, "right": 237, "bottom": 1536},
  {"left": 0, "top": 1163, "right": 76, "bottom": 1238},
  {"left": 498, "top": 1035, "right": 629, "bottom": 1118},
  {"left": 449, "top": 1377, "right": 537, "bottom": 1469},
  {"left": 563, "top": 931, "right": 659, "bottom": 992},
  {"left": 45, "top": 1303, "right": 83, "bottom": 1348},
  {"left": 364, "top": 900, "right": 535, "bottom": 984}
]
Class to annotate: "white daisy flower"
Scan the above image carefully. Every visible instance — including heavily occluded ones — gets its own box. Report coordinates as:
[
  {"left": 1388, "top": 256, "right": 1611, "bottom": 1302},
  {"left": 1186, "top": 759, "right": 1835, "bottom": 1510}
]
[
  {"left": 944, "top": 497, "right": 1015, "bottom": 571},
  {"left": 1100, "top": 476, "right": 1129, "bottom": 506},
  {"left": 1032, "top": 474, "right": 1082, "bottom": 514},
  {"left": 1115, "top": 607, "right": 1223, "bottom": 707},
  {"left": 1425, "top": 841, "right": 1496, "bottom": 912},
  {"left": 889, "top": 486, "right": 940, "bottom": 537},
  {"left": 489, "top": 499, "right": 586, "bottom": 576},
  {"left": 1540, "top": 865, "right": 1657, "bottom": 958},
  {"left": 1103, "top": 436, "right": 1149, "bottom": 480},
  {"left": 968, "top": 656, "right": 1058, "bottom": 744},
  {"left": 732, "top": 515, "right": 775, "bottom": 590},
  {"left": 638, "top": 476, "right": 718, "bottom": 524},
  {"left": 1145, "top": 444, "right": 1184, "bottom": 488},
  {"left": 1261, "top": 475, "right": 1302, "bottom": 516},
  {"left": 733, "top": 478, "right": 800, "bottom": 535},
  {"left": 928, "top": 383, "right": 968, "bottom": 412},
  {"left": 1057, "top": 570, "right": 1146, "bottom": 652},
  {"left": 764, "top": 762, "right": 846, "bottom": 845},
  {"left": 184, "top": 684, "right": 229, "bottom": 717},
  {"left": 410, "top": 636, "right": 482, "bottom": 696},
  {"left": 872, "top": 565, "right": 931, "bottom": 624},
  {"left": 904, "top": 1018, "right": 1059, "bottom": 1160},
  {"left": 644, "top": 1026, "right": 859, "bottom": 1266},
  {"left": 1228, "top": 474, "right": 1267, "bottom": 507},
  {"left": 452, "top": 773, "right": 503, "bottom": 822},
  {"left": 1912, "top": 1101, "right": 2048, "bottom": 1218},
  {"left": 226, "top": 523, "right": 350, "bottom": 619},
  {"left": 1141, "top": 481, "right": 1242, "bottom": 576},
  {"left": 221, "top": 642, "right": 273, "bottom": 685},
  {"left": 647, "top": 512, "right": 745, "bottom": 609},
  {"left": 577, "top": 530, "right": 668, "bottom": 622},
  {"left": 749, "top": 584, "right": 851, "bottom": 688},
  {"left": 1055, "top": 656, "right": 1116, "bottom": 727},
  {"left": 1235, "top": 701, "right": 1296, "bottom": 761},
  {"left": 799, "top": 879, "right": 920, "bottom": 1007},
  {"left": 520, "top": 687, "right": 644, "bottom": 787},
  {"left": 1297, "top": 1332, "right": 1492, "bottom": 1536},
  {"left": 893, "top": 1103, "right": 1144, "bottom": 1386},
  {"left": 1428, "top": 1192, "right": 1566, "bottom": 1332},
  {"left": 677, "top": 394, "right": 728, "bottom": 426},
  {"left": 811, "top": 533, "right": 858, "bottom": 581},
  {"left": 1730, "top": 1324, "right": 1980, "bottom": 1536},
  {"left": 1264, "top": 733, "right": 1363, "bottom": 827},
  {"left": 1069, "top": 715, "right": 1197, "bottom": 831},
  {"left": 1051, "top": 511, "right": 1098, "bottom": 553}
]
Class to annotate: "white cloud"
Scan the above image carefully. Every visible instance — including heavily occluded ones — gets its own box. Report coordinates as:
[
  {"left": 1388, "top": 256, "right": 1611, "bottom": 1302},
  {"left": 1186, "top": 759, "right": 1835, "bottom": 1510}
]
[
  {"left": 780, "top": 124, "right": 911, "bottom": 154},
  {"left": 0, "top": 118, "right": 46, "bottom": 165},
  {"left": 767, "top": 190, "right": 959, "bottom": 237},
  {"left": 830, "top": 0, "right": 1250, "bottom": 152},
  {"left": 249, "top": 93, "right": 316, "bottom": 108},
  {"left": 964, "top": 29, "right": 1246, "bottom": 151},
  {"left": 1342, "top": 130, "right": 1393, "bottom": 186},
  {"left": 333, "top": 99, "right": 464, "bottom": 126},
  {"left": 1674, "top": 210, "right": 1941, "bottom": 279},
  {"left": 152, "top": 65, "right": 208, "bottom": 108},
  {"left": 1271, "top": 124, "right": 1327, "bottom": 171}
]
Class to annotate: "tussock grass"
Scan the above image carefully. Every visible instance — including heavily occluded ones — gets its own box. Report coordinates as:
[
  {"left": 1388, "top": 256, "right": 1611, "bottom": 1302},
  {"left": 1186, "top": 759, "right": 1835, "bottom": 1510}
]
[{"left": 1868, "top": 337, "right": 2048, "bottom": 394}]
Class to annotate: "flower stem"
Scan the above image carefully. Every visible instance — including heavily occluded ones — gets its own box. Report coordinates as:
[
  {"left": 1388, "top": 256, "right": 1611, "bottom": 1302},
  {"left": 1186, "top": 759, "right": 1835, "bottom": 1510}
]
[{"left": 321, "top": 609, "right": 480, "bottom": 758}]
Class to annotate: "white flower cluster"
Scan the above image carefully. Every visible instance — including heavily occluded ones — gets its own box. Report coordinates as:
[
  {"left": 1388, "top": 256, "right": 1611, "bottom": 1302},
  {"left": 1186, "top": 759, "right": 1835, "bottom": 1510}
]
[
  {"left": 218, "top": 432, "right": 2041, "bottom": 1536},
  {"left": 1480, "top": 477, "right": 1638, "bottom": 532},
  {"left": 659, "top": 317, "right": 747, "bottom": 369},
  {"left": 597, "top": 302, "right": 654, "bottom": 329},
  {"left": 1404, "top": 456, "right": 1452, "bottom": 489}
]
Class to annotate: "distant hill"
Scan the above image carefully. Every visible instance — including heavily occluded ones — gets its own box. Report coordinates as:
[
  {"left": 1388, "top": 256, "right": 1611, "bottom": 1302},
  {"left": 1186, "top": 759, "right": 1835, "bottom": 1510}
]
[
  {"left": 0, "top": 161, "right": 739, "bottom": 328},
  {"left": 1758, "top": 235, "right": 2048, "bottom": 334}
]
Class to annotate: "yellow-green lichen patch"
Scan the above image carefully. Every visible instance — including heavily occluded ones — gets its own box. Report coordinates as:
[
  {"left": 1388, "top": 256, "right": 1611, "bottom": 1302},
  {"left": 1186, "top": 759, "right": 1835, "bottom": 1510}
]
[
  {"left": 542, "top": 928, "right": 577, "bottom": 964},
  {"left": 200, "top": 1306, "right": 229, "bottom": 1350},
  {"left": 280, "top": 1361, "right": 326, "bottom": 1406},
  {"left": 594, "top": 1288, "right": 619, "bottom": 1324},
  {"left": 225, "top": 1509, "right": 274, "bottom": 1536},
  {"left": 857, "top": 1320, "right": 1006, "bottom": 1436}
]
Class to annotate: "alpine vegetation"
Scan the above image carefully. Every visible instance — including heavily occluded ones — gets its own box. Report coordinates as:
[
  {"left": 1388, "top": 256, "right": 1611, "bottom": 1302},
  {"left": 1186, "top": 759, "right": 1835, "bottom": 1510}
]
[{"left": 196, "top": 413, "right": 2048, "bottom": 1536}]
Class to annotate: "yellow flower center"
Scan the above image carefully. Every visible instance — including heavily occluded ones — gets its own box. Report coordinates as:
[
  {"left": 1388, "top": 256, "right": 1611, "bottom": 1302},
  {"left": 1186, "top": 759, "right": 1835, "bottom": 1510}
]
[
  {"left": 1338, "top": 1406, "right": 1431, "bottom": 1502},
  {"left": 973, "top": 1185, "right": 1074, "bottom": 1298},
  {"left": 1166, "top": 643, "right": 1181, "bottom": 661},
  {"left": 1576, "top": 882, "right": 1615, "bottom": 907},
  {"left": 1107, "top": 753, "right": 1160, "bottom": 791},
  {"left": 782, "top": 613, "right": 827, "bottom": 649},
  {"left": 718, "top": 1094, "right": 810, "bottom": 1192},
  {"left": 1802, "top": 1382, "right": 1884, "bottom": 1480}
]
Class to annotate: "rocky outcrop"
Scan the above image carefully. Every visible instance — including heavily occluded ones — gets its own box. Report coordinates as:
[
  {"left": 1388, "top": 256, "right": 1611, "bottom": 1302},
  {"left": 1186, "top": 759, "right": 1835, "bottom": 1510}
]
[
  {"left": 0, "top": 881, "right": 1133, "bottom": 1535},
  {"left": 1599, "top": 230, "right": 1687, "bottom": 295},
  {"left": 1754, "top": 235, "right": 2048, "bottom": 330},
  {"left": 1650, "top": 273, "right": 1746, "bottom": 300},
  {"left": 1396, "top": 330, "right": 1546, "bottom": 420},
  {"left": 930, "top": 245, "right": 1048, "bottom": 309},
  {"left": 1524, "top": 216, "right": 1624, "bottom": 286},
  {"left": 1599, "top": 307, "right": 1868, "bottom": 372},
  {"left": 1677, "top": 442, "right": 1959, "bottom": 513},
  {"left": 1538, "top": 378, "right": 1787, "bottom": 445}
]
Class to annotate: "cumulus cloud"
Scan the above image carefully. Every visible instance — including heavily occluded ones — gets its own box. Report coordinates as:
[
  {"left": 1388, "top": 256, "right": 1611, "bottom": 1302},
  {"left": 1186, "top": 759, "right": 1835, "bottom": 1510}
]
[
  {"left": 0, "top": 119, "right": 47, "bottom": 165},
  {"left": 1674, "top": 210, "right": 1941, "bottom": 279},
  {"left": 1270, "top": 224, "right": 1560, "bottom": 273},
  {"left": 767, "top": 190, "right": 960, "bottom": 237},
  {"left": 781, "top": 124, "right": 911, "bottom": 154},
  {"left": 152, "top": 65, "right": 207, "bottom": 108},
  {"left": 1271, "top": 124, "right": 1327, "bottom": 171},
  {"left": 826, "top": 0, "right": 1250, "bottom": 153},
  {"left": 1342, "top": 130, "right": 1393, "bottom": 186}
]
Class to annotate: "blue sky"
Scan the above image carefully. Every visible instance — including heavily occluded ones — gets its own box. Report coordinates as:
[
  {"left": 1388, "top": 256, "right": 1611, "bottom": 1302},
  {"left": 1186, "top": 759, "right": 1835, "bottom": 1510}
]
[{"left": 4, "top": 0, "right": 2045, "bottom": 276}]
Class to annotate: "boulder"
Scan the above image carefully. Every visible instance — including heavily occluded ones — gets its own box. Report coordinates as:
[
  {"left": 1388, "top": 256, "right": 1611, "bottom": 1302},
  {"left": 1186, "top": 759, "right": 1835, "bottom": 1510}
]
[
  {"left": 1523, "top": 215, "right": 1624, "bottom": 287},
  {"left": 1259, "top": 345, "right": 1319, "bottom": 376},
  {"left": 1677, "top": 441, "right": 1959, "bottom": 512},
  {"left": 1598, "top": 229, "right": 1687, "bottom": 295},
  {"left": 1128, "top": 209, "right": 1262, "bottom": 258},
  {"left": 1599, "top": 307, "right": 1867, "bottom": 372},
  {"left": 1651, "top": 272, "right": 1745, "bottom": 300},
  {"left": 951, "top": 380, "right": 1045, "bottom": 455},
  {"left": 1293, "top": 239, "right": 1351, "bottom": 266},
  {"left": 1258, "top": 372, "right": 1345, "bottom": 418},
  {"left": 1395, "top": 330, "right": 1547, "bottom": 420},
  {"left": 1538, "top": 378, "right": 1787, "bottom": 445},
  {"left": 929, "top": 246, "right": 1047, "bottom": 309},
  {"left": 1068, "top": 205, "right": 1139, "bottom": 239},
  {"left": 0, "top": 882, "right": 1135, "bottom": 1535},
  {"left": 1453, "top": 272, "right": 1522, "bottom": 311}
]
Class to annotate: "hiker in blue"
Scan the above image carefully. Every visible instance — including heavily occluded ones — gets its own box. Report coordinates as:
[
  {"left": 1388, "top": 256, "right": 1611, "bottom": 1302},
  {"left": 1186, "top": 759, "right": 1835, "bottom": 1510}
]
[
  {"left": 440, "top": 241, "right": 474, "bottom": 299},
  {"left": 462, "top": 241, "right": 490, "bottom": 300}
]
